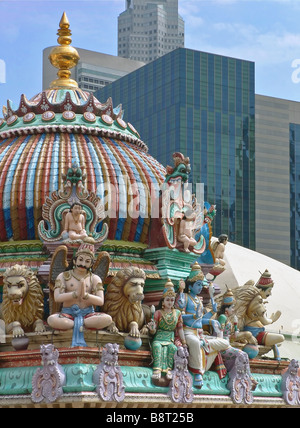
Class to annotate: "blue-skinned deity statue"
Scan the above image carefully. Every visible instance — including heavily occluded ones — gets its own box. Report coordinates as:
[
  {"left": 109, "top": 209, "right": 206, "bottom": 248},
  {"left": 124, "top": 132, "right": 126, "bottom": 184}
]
[{"left": 176, "top": 262, "right": 230, "bottom": 388}]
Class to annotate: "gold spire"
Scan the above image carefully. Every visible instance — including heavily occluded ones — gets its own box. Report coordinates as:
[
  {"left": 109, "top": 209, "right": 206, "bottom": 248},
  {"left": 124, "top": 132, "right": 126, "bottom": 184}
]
[{"left": 49, "top": 12, "right": 80, "bottom": 89}]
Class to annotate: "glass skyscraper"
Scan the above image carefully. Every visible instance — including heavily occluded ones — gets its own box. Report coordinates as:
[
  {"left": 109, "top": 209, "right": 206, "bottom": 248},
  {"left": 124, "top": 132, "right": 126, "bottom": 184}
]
[
  {"left": 290, "top": 123, "right": 300, "bottom": 269},
  {"left": 96, "top": 48, "right": 255, "bottom": 249},
  {"left": 118, "top": 0, "right": 184, "bottom": 63}
]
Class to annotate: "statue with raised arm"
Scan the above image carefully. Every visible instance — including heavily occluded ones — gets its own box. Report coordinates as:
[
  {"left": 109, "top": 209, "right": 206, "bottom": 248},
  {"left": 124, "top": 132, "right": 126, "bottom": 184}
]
[
  {"left": 47, "top": 242, "right": 112, "bottom": 347},
  {"left": 233, "top": 271, "right": 285, "bottom": 360},
  {"left": 147, "top": 279, "right": 187, "bottom": 383},
  {"left": 175, "top": 262, "right": 230, "bottom": 388}
]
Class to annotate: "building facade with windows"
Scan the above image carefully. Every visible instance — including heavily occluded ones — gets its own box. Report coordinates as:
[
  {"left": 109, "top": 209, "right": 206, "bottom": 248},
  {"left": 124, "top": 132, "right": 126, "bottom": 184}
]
[
  {"left": 255, "top": 94, "right": 300, "bottom": 268},
  {"left": 118, "top": 0, "right": 184, "bottom": 63},
  {"left": 96, "top": 48, "right": 256, "bottom": 249},
  {"left": 43, "top": 47, "right": 145, "bottom": 93}
]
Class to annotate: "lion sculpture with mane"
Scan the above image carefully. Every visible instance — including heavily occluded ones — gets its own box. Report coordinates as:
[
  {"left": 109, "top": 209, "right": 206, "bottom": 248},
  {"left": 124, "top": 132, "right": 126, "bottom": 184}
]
[
  {"left": 104, "top": 267, "right": 151, "bottom": 337},
  {"left": 1, "top": 265, "right": 46, "bottom": 337}
]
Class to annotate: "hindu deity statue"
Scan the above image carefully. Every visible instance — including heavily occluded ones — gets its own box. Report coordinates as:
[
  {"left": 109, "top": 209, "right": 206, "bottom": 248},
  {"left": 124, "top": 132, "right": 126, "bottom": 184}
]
[
  {"left": 47, "top": 241, "right": 112, "bottom": 347},
  {"left": 233, "top": 271, "right": 284, "bottom": 359},
  {"left": 216, "top": 287, "right": 258, "bottom": 350},
  {"left": 212, "top": 234, "right": 228, "bottom": 267},
  {"left": 213, "top": 289, "right": 256, "bottom": 393},
  {"left": 177, "top": 209, "right": 198, "bottom": 253},
  {"left": 147, "top": 279, "right": 187, "bottom": 383},
  {"left": 175, "top": 262, "right": 230, "bottom": 388},
  {"left": 158, "top": 152, "right": 206, "bottom": 255},
  {"left": 61, "top": 202, "right": 89, "bottom": 242}
]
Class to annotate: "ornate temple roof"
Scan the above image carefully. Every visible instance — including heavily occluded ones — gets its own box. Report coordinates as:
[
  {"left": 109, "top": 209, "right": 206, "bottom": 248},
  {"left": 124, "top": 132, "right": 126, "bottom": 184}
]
[{"left": 0, "top": 12, "right": 166, "bottom": 244}]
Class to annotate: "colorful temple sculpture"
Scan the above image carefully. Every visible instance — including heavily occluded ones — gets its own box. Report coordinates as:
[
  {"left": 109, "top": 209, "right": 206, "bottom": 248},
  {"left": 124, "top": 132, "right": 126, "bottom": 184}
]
[{"left": 0, "top": 13, "right": 299, "bottom": 408}]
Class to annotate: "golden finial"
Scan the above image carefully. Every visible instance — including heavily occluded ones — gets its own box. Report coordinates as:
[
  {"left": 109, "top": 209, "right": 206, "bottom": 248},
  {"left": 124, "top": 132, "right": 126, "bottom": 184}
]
[{"left": 49, "top": 12, "right": 80, "bottom": 89}]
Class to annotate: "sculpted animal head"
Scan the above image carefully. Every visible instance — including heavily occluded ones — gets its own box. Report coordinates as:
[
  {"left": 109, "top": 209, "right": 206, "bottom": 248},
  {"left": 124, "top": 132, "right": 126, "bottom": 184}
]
[
  {"left": 103, "top": 267, "right": 146, "bottom": 333},
  {"left": 2, "top": 265, "right": 44, "bottom": 330},
  {"left": 287, "top": 359, "right": 300, "bottom": 378},
  {"left": 102, "top": 343, "right": 119, "bottom": 366},
  {"left": 165, "top": 152, "right": 191, "bottom": 185},
  {"left": 40, "top": 344, "right": 59, "bottom": 366}
]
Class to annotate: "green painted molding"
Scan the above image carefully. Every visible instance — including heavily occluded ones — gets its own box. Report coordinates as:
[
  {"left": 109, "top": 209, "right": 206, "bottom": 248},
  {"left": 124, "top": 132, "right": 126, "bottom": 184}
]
[
  {"left": 0, "top": 364, "right": 283, "bottom": 398},
  {"left": 144, "top": 247, "right": 198, "bottom": 281},
  {"left": 0, "top": 241, "right": 44, "bottom": 254}
]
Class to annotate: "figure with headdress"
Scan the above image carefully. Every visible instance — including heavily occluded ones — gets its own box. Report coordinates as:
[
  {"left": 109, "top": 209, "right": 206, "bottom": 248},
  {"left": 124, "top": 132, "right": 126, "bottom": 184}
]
[
  {"left": 47, "top": 241, "right": 112, "bottom": 347},
  {"left": 175, "top": 263, "right": 230, "bottom": 388},
  {"left": 147, "top": 280, "right": 187, "bottom": 382},
  {"left": 214, "top": 288, "right": 257, "bottom": 396},
  {"left": 216, "top": 287, "right": 258, "bottom": 348},
  {"left": 232, "top": 271, "right": 284, "bottom": 360}
]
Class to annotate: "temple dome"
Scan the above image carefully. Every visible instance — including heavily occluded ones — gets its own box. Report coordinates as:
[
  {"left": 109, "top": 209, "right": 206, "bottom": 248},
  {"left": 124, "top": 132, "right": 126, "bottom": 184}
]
[{"left": 0, "top": 13, "right": 166, "bottom": 245}]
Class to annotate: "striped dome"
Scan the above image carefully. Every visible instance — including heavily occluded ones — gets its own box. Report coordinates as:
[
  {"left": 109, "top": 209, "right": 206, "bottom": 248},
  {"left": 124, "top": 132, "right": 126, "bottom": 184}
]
[{"left": 0, "top": 88, "right": 166, "bottom": 244}]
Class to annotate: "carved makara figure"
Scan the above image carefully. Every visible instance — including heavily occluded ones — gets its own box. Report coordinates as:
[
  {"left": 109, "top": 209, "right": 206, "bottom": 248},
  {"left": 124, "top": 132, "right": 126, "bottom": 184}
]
[
  {"left": 227, "top": 351, "right": 254, "bottom": 405},
  {"left": 168, "top": 346, "right": 194, "bottom": 404},
  {"left": 281, "top": 359, "right": 300, "bottom": 406},
  {"left": 32, "top": 344, "right": 66, "bottom": 404},
  {"left": 1, "top": 265, "right": 46, "bottom": 337},
  {"left": 47, "top": 243, "right": 112, "bottom": 347},
  {"left": 104, "top": 267, "right": 151, "bottom": 338},
  {"left": 93, "top": 343, "right": 125, "bottom": 402}
]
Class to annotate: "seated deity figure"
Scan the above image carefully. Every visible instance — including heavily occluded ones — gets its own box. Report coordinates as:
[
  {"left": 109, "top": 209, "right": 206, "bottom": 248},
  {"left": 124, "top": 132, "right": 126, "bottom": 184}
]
[
  {"left": 61, "top": 202, "right": 89, "bottom": 242},
  {"left": 233, "top": 271, "right": 284, "bottom": 359},
  {"left": 216, "top": 288, "right": 258, "bottom": 349},
  {"left": 214, "top": 288, "right": 256, "bottom": 387},
  {"left": 212, "top": 234, "right": 228, "bottom": 267},
  {"left": 177, "top": 209, "right": 198, "bottom": 253},
  {"left": 175, "top": 263, "right": 230, "bottom": 388},
  {"left": 47, "top": 242, "right": 112, "bottom": 347},
  {"left": 147, "top": 279, "right": 187, "bottom": 382}
]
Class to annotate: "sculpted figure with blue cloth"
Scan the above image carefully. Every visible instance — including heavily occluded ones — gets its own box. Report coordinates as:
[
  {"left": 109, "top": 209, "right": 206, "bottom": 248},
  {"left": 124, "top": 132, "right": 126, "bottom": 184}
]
[
  {"left": 175, "top": 262, "right": 230, "bottom": 388},
  {"left": 48, "top": 242, "right": 112, "bottom": 347}
]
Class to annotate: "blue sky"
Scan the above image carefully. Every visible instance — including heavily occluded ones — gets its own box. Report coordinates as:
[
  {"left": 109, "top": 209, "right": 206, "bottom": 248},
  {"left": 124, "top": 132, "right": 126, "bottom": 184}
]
[{"left": 1, "top": 0, "right": 300, "bottom": 112}]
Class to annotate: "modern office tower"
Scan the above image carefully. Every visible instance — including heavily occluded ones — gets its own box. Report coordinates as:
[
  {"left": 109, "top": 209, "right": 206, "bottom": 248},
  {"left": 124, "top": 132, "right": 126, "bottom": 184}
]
[
  {"left": 43, "top": 47, "right": 145, "bottom": 92},
  {"left": 255, "top": 94, "right": 300, "bottom": 268},
  {"left": 118, "top": 0, "right": 185, "bottom": 63},
  {"left": 96, "top": 48, "right": 256, "bottom": 249}
]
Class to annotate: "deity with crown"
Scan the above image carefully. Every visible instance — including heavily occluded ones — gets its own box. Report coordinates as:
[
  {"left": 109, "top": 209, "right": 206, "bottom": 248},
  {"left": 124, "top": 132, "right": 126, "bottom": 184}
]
[
  {"left": 175, "top": 263, "right": 232, "bottom": 388},
  {"left": 47, "top": 242, "right": 112, "bottom": 347},
  {"left": 147, "top": 280, "right": 187, "bottom": 383}
]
